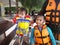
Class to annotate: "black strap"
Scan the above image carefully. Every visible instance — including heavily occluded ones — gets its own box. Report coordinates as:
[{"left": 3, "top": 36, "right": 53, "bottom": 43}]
[
  {"left": 35, "top": 41, "right": 51, "bottom": 45},
  {"left": 35, "top": 35, "right": 49, "bottom": 38}
]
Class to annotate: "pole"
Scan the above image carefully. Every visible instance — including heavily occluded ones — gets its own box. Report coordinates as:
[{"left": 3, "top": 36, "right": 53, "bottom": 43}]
[
  {"left": 16, "top": 0, "right": 18, "bottom": 14},
  {"left": 9, "top": 0, "right": 11, "bottom": 16}
]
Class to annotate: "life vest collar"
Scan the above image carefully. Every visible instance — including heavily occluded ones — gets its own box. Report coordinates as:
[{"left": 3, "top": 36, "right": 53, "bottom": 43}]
[{"left": 34, "top": 25, "right": 46, "bottom": 30}]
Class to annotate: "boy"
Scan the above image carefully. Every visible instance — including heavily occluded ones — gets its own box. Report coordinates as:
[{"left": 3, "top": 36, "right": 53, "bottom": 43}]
[
  {"left": 3, "top": 7, "right": 28, "bottom": 23},
  {"left": 13, "top": 7, "right": 28, "bottom": 23},
  {"left": 30, "top": 14, "right": 56, "bottom": 45},
  {"left": 4, "top": 7, "right": 30, "bottom": 45}
]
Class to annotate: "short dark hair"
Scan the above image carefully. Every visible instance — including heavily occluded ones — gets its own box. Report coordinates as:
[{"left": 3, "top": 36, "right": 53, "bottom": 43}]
[
  {"left": 20, "top": 7, "right": 27, "bottom": 14},
  {"left": 36, "top": 12, "right": 45, "bottom": 19}
]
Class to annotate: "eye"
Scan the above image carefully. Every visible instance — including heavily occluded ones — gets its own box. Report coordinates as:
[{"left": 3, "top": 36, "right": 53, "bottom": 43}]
[{"left": 40, "top": 20, "right": 42, "bottom": 21}]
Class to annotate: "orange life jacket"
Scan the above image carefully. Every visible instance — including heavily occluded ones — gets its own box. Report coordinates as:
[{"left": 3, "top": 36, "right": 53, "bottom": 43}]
[
  {"left": 34, "top": 25, "right": 52, "bottom": 45},
  {"left": 46, "top": 0, "right": 60, "bottom": 25}
]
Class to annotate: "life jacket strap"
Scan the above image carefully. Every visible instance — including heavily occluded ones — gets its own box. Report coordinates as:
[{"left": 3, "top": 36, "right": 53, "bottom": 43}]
[
  {"left": 35, "top": 41, "right": 51, "bottom": 45},
  {"left": 35, "top": 35, "right": 49, "bottom": 38}
]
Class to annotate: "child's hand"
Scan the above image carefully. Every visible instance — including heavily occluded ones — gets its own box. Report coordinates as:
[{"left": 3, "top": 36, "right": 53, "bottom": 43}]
[
  {"left": 31, "top": 44, "right": 35, "bottom": 45},
  {"left": 2, "top": 17, "right": 13, "bottom": 22},
  {"left": 3, "top": 17, "right": 8, "bottom": 20}
]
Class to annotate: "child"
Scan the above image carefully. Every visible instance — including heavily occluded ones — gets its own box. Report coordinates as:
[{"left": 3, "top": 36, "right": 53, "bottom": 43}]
[
  {"left": 15, "top": 7, "right": 30, "bottom": 45},
  {"left": 13, "top": 7, "right": 28, "bottom": 23},
  {"left": 3, "top": 7, "right": 28, "bottom": 23},
  {"left": 4, "top": 7, "right": 30, "bottom": 45},
  {"left": 30, "top": 14, "right": 56, "bottom": 45}
]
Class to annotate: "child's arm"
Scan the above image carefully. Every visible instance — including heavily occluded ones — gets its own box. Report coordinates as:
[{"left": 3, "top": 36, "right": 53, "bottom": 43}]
[
  {"left": 30, "top": 28, "right": 35, "bottom": 45},
  {"left": 3, "top": 17, "right": 17, "bottom": 23},
  {"left": 3, "top": 17, "right": 13, "bottom": 22},
  {"left": 47, "top": 27, "right": 56, "bottom": 45},
  {"left": 31, "top": 44, "right": 35, "bottom": 45}
]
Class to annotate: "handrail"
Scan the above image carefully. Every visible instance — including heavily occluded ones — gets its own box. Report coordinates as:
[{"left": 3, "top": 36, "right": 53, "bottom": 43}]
[{"left": 5, "top": 24, "right": 17, "bottom": 37}]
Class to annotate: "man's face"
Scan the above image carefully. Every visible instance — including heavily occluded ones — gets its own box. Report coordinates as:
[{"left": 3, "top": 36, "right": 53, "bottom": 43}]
[{"left": 36, "top": 16, "right": 44, "bottom": 26}]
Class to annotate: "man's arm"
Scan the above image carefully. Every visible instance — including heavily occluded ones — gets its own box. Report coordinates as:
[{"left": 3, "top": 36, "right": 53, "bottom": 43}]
[{"left": 47, "top": 27, "right": 56, "bottom": 45}]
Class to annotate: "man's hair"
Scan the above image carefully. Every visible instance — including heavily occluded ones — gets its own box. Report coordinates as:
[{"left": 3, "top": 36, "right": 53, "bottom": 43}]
[{"left": 20, "top": 7, "right": 27, "bottom": 14}]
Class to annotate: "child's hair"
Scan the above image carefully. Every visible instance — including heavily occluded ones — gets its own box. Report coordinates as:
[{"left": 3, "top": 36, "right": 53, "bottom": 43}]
[
  {"left": 36, "top": 13, "right": 46, "bottom": 25},
  {"left": 20, "top": 7, "right": 27, "bottom": 15},
  {"left": 36, "top": 12, "right": 45, "bottom": 20}
]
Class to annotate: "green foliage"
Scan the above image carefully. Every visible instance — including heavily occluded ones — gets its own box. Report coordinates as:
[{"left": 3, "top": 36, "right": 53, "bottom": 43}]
[
  {"left": 19, "top": 0, "right": 46, "bottom": 12},
  {"left": 5, "top": 7, "right": 16, "bottom": 13}
]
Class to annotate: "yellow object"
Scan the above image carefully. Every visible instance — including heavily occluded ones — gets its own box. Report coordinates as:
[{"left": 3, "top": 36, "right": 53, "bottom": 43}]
[
  {"left": 16, "top": 30, "right": 23, "bottom": 34},
  {"left": 18, "top": 22, "right": 29, "bottom": 29},
  {"left": 16, "top": 17, "right": 20, "bottom": 20},
  {"left": 16, "top": 19, "right": 30, "bottom": 35},
  {"left": 0, "top": 3, "right": 4, "bottom": 16},
  {"left": 26, "top": 18, "right": 30, "bottom": 20}
]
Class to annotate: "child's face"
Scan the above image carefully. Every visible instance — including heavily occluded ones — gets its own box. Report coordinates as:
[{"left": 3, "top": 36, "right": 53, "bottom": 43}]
[
  {"left": 19, "top": 11, "right": 26, "bottom": 18},
  {"left": 36, "top": 16, "right": 45, "bottom": 26}
]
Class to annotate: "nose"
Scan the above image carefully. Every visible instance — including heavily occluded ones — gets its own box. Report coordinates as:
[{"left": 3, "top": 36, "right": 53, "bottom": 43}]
[{"left": 37, "top": 20, "right": 42, "bottom": 22}]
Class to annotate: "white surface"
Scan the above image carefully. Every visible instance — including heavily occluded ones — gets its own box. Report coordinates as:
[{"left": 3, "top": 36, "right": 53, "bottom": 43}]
[
  {"left": 5, "top": 24, "right": 17, "bottom": 37},
  {"left": 9, "top": 39, "right": 16, "bottom": 45}
]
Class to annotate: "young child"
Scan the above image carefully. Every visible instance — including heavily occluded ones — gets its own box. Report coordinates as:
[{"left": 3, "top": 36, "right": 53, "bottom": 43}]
[
  {"left": 13, "top": 7, "right": 30, "bottom": 24},
  {"left": 30, "top": 14, "right": 56, "bottom": 45},
  {"left": 3, "top": 7, "right": 28, "bottom": 23},
  {"left": 4, "top": 7, "right": 30, "bottom": 45},
  {"left": 15, "top": 7, "right": 30, "bottom": 45}
]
